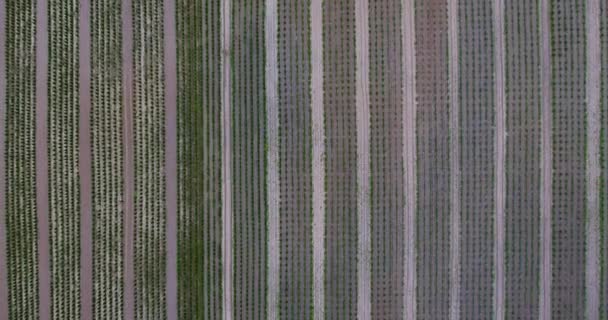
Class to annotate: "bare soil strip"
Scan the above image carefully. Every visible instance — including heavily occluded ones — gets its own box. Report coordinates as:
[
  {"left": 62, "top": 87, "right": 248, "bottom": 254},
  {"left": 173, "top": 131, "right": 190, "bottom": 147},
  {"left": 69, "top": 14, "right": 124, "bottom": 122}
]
[
  {"left": 121, "top": 0, "right": 135, "bottom": 317},
  {"left": 35, "top": 0, "right": 50, "bottom": 317},
  {"left": 311, "top": 0, "right": 325, "bottom": 318},
  {"left": 356, "top": 0, "right": 370, "bottom": 318},
  {"left": 221, "top": 0, "right": 233, "bottom": 318},
  {"left": 79, "top": 0, "right": 93, "bottom": 317},
  {"left": 447, "top": 0, "right": 460, "bottom": 318},
  {"left": 164, "top": 0, "right": 178, "bottom": 318},
  {"left": 586, "top": 0, "right": 601, "bottom": 318},
  {"left": 0, "top": 0, "right": 7, "bottom": 318},
  {"left": 494, "top": 0, "right": 506, "bottom": 318},
  {"left": 539, "top": 0, "right": 553, "bottom": 317},
  {"left": 402, "top": 0, "right": 416, "bottom": 318},
  {"left": 266, "top": 0, "right": 279, "bottom": 318}
]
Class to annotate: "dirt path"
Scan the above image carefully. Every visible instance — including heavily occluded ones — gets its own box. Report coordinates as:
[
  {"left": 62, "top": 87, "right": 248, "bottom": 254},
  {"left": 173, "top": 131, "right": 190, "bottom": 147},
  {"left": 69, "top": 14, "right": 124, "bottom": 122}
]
[
  {"left": 539, "top": 0, "right": 553, "bottom": 317},
  {"left": 356, "top": 0, "right": 370, "bottom": 318},
  {"left": 402, "top": 0, "right": 416, "bottom": 318},
  {"left": 221, "top": 0, "right": 232, "bottom": 318},
  {"left": 0, "top": 0, "right": 7, "bottom": 317},
  {"left": 311, "top": 0, "right": 325, "bottom": 318},
  {"left": 121, "top": 0, "right": 135, "bottom": 317},
  {"left": 36, "top": 0, "right": 50, "bottom": 317},
  {"left": 586, "top": 0, "right": 601, "bottom": 318},
  {"left": 265, "top": 0, "right": 279, "bottom": 318},
  {"left": 493, "top": 0, "right": 506, "bottom": 318},
  {"left": 447, "top": 0, "right": 460, "bottom": 318},
  {"left": 163, "top": 0, "right": 178, "bottom": 317},
  {"left": 79, "top": 0, "right": 93, "bottom": 317}
]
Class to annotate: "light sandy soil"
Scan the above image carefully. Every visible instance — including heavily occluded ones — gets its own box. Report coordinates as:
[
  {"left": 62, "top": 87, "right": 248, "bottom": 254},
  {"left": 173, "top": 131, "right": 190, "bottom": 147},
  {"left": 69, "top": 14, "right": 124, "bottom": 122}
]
[
  {"left": 447, "top": 0, "right": 460, "bottom": 318},
  {"left": 356, "top": 0, "right": 371, "bottom": 319},
  {"left": 221, "top": 0, "right": 232, "bottom": 318},
  {"left": 586, "top": 0, "right": 601, "bottom": 319},
  {"left": 494, "top": 0, "right": 506, "bottom": 318},
  {"left": 402, "top": 0, "right": 416, "bottom": 318},
  {"left": 265, "top": 0, "right": 279, "bottom": 318},
  {"left": 311, "top": 0, "right": 325, "bottom": 319},
  {"left": 539, "top": 0, "right": 553, "bottom": 318}
]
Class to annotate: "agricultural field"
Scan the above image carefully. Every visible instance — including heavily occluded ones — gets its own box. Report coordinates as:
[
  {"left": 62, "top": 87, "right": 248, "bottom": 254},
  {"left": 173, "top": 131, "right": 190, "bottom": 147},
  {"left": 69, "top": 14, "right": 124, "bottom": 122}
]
[
  {"left": 323, "top": 0, "right": 358, "bottom": 318},
  {"left": 458, "top": 0, "right": 496, "bottom": 318},
  {"left": 504, "top": 0, "right": 541, "bottom": 318},
  {"left": 414, "top": 0, "right": 450, "bottom": 318},
  {"left": 231, "top": 0, "right": 267, "bottom": 319},
  {"left": 176, "top": 0, "right": 223, "bottom": 318},
  {"left": 277, "top": 0, "right": 313, "bottom": 318},
  {"left": 601, "top": 0, "right": 608, "bottom": 317},
  {"left": 551, "top": 1, "right": 587, "bottom": 318},
  {"left": 369, "top": 0, "right": 405, "bottom": 319}
]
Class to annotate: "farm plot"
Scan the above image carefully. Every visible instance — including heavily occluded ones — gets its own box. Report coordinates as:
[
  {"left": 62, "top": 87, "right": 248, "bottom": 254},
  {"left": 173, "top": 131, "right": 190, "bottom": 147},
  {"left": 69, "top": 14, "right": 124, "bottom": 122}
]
[
  {"left": 132, "top": 0, "right": 166, "bottom": 318},
  {"left": 601, "top": 0, "right": 608, "bottom": 317},
  {"left": 458, "top": 0, "right": 495, "bottom": 318},
  {"left": 368, "top": 0, "right": 405, "bottom": 318},
  {"left": 5, "top": 0, "right": 38, "bottom": 318},
  {"left": 550, "top": 1, "right": 587, "bottom": 318},
  {"left": 504, "top": 0, "right": 541, "bottom": 318},
  {"left": 277, "top": 0, "right": 313, "bottom": 318},
  {"left": 91, "top": 0, "right": 124, "bottom": 318},
  {"left": 414, "top": 0, "right": 450, "bottom": 318},
  {"left": 232, "top": 1, "right": 268, "bottom": 318},
  {"left": 48, "top": 0, "right": 80, "bottom": 318},
  {"left": 176, "top": 0, "right": 223, "bottom": 318},
  {"left": 323, "top": 0, "right": 357, "bottom": 318}
]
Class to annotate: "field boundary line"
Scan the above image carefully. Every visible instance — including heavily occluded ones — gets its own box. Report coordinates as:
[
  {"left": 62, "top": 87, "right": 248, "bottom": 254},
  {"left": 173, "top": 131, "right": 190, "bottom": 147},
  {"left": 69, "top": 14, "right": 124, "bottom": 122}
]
[
  {"left": 493, "top": 0, "right": 506, "bottom": 318},
  {"left": 164, "top": 0, "right": 178, "bottom": 318},
  {"left": 121, "top": 0, "right": 135, "bottom": 316},
  {"left": 311, "top": 0, "right": 325, "bottom": 318},
  {"left": 0, "top": 0, "right": 7, "bottom": 317},
  {"left": 36, "top": 0, "right": 50, "bottom": 317},
  {"left": 447, "top": 0, "right": 461, "bottom": 318},
  {"left": 221, "top": 0, "right": 233, "bottom": 317},
  {"left": 539, "top": 0, "right": 553, "bottom": 317},
  {"left": 265, "top": 0, "right": 279, "bottom": 318},
  {"left": 402, "top": 0, "right": 416, "bottom": 318},
  {"left": 356, "top": 0, "right": 370, "bottom": 318},
  {"left": 79, "top": 0, "right": 93, "bottom": 317},
  {"left": 585, "top": 0, "right": 601, "bottom": 318}
]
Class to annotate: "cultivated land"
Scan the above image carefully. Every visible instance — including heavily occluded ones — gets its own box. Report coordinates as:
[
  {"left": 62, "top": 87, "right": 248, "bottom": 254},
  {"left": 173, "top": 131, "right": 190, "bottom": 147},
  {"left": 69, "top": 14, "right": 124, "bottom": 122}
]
[
  {"left": 414, "top": 0, "right": 450, "bottom": 318},
  {"left": 369, "top": 0, "right": 404, "bottom": 318},
  {"left": 459, "top": 0, "right": 495, "bottom": 318},
  {"left": 277, "top": 0, "right": 313, "bottom": 318},
  {"left": 133, "top": 0, "right": 166, "bottom": 317},
  {"left": 504, "top": 0, "right": 541, "bottom": 318},
  {"left": 6, "top": 1, "right": 38, "bottom": 318},
  {"left": 232, "top": 1, "right": 267, "bottom": 318},
  {"left": 602, "top": 0, "right": 608, "bottom": 317},
  {"left": 551, "top": 1, "right": 587, "bottom": 318},
  {"left": 91, "top": 0, "right": 124, "bottom": 318},
  {"left": 177, "top": 0, "right": 223, "bottom": 318},
  {"left": 48, "top": 0, "right": 80, "bottom": 318},
  {"left": 323, "top": 0, "right": 357, "bottom": 318}
]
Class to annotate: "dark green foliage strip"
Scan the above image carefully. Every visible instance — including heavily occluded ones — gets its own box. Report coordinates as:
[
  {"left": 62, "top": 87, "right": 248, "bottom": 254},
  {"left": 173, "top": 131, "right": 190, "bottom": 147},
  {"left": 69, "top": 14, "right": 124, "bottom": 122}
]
[
  {"left": 132, "top": 0, "right": 166, "bottom": 318},
  {"left": 277, "top": 0, "right": 312, "bottom": 318},
  {"left": 6, "top": 0, "right": 38, "bottom": 318},
  {"left": 91, "top": 0, "right": 124, "bottom": 318},
  {"left": 458, "top": 0, "right": 495, "bottom": 318},
  {"left": 48, "top": 0, "right": 80, "bottom": 318},
  {"left": 504, "top": 0, "right": 541, "bottom": 317},
  {"left": 232, "top": 0, "right": 267, "bottom": 318},
  {"left": 176, "top": 0, "right": 223, "bottom": 318},
  {"left": 369, "top": 0, "right": 405, "bottom": 318},
  {"left": 550, "top": 1, "right": 587, "bottom": 318},
  {"left": 414, "top": 0, "right": 450, "bottom": 318},
  {"left": 323, "top": 0, "right": 357, "bottom": 318}
]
